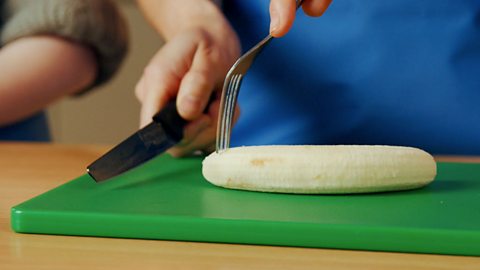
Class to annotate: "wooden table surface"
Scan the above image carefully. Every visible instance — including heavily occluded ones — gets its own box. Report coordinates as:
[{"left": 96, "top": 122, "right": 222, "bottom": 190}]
[{"left": 1, "top": 143, "right": 479, "bottom": 270}]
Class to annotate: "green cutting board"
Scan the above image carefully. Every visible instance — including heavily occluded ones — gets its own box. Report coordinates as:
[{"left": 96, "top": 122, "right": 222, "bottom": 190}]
[{"left": 11, "top": 155, "right": 480, "bottom": 256}]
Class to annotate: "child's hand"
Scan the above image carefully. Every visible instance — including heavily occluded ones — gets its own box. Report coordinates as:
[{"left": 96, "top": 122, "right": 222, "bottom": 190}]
[
  {"left": 135, "top": 26, "right": 240, "bottom": 157},
  {"left": 269, "top": 0, "right": 333, "bottom": 37}
]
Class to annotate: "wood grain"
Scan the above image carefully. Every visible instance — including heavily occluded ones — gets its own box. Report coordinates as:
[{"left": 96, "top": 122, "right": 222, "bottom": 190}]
[{"left": 1, "top": 143, "right": 479, "bottom": 269}]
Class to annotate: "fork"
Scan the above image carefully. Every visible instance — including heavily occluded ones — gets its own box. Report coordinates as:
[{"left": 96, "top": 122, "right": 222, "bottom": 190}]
[{"left": 215, "top": 0, "right": 305, "bottom": 153}]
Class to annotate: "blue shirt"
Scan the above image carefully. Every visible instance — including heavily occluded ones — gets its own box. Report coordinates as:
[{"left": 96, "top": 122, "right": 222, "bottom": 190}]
[{"left": 223, "top": 0, "right": 480, "bottom": 155}]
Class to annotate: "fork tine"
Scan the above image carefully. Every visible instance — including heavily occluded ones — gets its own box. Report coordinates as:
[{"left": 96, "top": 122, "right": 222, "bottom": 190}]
[
  {"left": 216, "top": 35, "right": 274, "bottom": 152},
  {"left": 219, "top": 74, "right": 237, "bottom": 151},
  {"left": 217, "top": 73, "right": 236, "bottom": 151},
  {"left": 222, "top": 77, "right": 234, "bottom": 149},
  {"left": 223, "top": 74, "right": 243, "bottom": 150},
  {"left": 215, "top": 0, "right": 305, "bottom": 153}
]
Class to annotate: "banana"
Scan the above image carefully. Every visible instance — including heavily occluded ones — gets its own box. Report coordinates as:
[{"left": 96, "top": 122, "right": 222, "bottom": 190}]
[{"left": 202, "top": 145, "right": 437, "bottom": 194}]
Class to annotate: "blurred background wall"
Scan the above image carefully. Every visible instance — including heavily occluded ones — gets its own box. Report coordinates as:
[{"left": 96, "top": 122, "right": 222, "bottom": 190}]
[{"left": 48, "top": 0, "right": 163, "bottom": 144}]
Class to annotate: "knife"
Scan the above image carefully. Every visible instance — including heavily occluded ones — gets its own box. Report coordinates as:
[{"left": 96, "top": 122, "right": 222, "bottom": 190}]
[{"left": 87, "top": 99, "right": 189, "bottom": 182}]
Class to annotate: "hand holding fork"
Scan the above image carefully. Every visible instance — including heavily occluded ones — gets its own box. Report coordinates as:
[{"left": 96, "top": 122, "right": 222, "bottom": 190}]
[{"left": 135, "top": 0, "right": 332, "bottom": 156}]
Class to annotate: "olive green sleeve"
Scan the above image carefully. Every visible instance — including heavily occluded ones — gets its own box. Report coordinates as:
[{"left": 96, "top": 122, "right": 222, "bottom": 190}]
[{"left": 1, "top": 0, "right": 129, "bottom": 93}]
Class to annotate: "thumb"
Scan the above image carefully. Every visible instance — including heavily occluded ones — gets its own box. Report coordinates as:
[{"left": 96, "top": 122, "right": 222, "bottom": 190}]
[{"left": 269, "top": 0, "right": 296, "bottom": 37}]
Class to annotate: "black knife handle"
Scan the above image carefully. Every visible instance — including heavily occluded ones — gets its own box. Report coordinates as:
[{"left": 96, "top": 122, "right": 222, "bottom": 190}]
[
  {"left": 152, "top": 100, "right": 187, "bottom": 142},
  {"left": 152, "top": 97, "right": 215, "bottom": 143}
]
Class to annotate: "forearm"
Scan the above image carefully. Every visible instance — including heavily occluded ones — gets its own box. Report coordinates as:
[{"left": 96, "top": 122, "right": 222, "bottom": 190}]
[
  {"left": 0, "top": 36, "right": 97, "bottom": 126},
  {"left": 136, "top": 0, "right": 230, "bottom": 41}
]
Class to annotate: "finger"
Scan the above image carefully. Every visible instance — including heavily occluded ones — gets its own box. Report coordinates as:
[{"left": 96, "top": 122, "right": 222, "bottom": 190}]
[
  {"left": 139, "top": 89, "right": 165, "bottom": 127},
  {"left": 269, "top": 0, "right": 296, "bottom": 37},
  {"left": 138, "top": 36, "right": 198, "bottom": 127},
  {"left": 168, "top": 98, "right": 221, "bottom": 157},
  {"left": 302, "top": 0, "right": 332, "bottom": 17},
  {"left": 168, "top": 123, "right": 216, "bottom": 157},
  {"left": 134, "top": 76, "right": 146, "bottom": 102},
  {"left": 176, "top": 40, "right": 219, "bottom": 120},
  {"left": 136, "top": 72, "right": 171, "bottom": 128},
  {"left": 139, "top": 66, "right": 178, "bottom": 127},
  {"left": 168, "top": 117, "right": 216, "bottom": 157},
  {"left": 203, "top": 143, "right": 216, "bottom": 155},
  {"left": 176, "top": 69, "right": 214, "bottom": 120},
  {"left": 168, "top": 98, "right": 241, "bottom": 157},
  {"left": 176, "top": 114, "right": 212, "bottom": 147}
]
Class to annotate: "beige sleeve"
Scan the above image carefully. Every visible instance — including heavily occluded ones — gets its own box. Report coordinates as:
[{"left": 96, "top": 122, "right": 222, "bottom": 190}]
[{"left": 0, "top": 0, "right": 129, "bottom": 93}]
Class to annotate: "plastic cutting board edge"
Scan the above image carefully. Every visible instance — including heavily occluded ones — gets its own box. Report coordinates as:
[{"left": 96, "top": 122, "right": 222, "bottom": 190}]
[{"left": 11, "top": 154, "right": 480, "bottom": 256}]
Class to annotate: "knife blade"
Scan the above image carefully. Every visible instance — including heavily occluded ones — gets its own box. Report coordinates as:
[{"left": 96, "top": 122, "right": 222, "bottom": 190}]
[{"left": 87, "top": 100, "right": 187, "bottom": 182}]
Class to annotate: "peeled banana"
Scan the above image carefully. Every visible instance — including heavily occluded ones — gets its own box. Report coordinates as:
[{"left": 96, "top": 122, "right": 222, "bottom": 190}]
[{"left": 202, "top": 145, "right": 437, "bottom": 194}]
